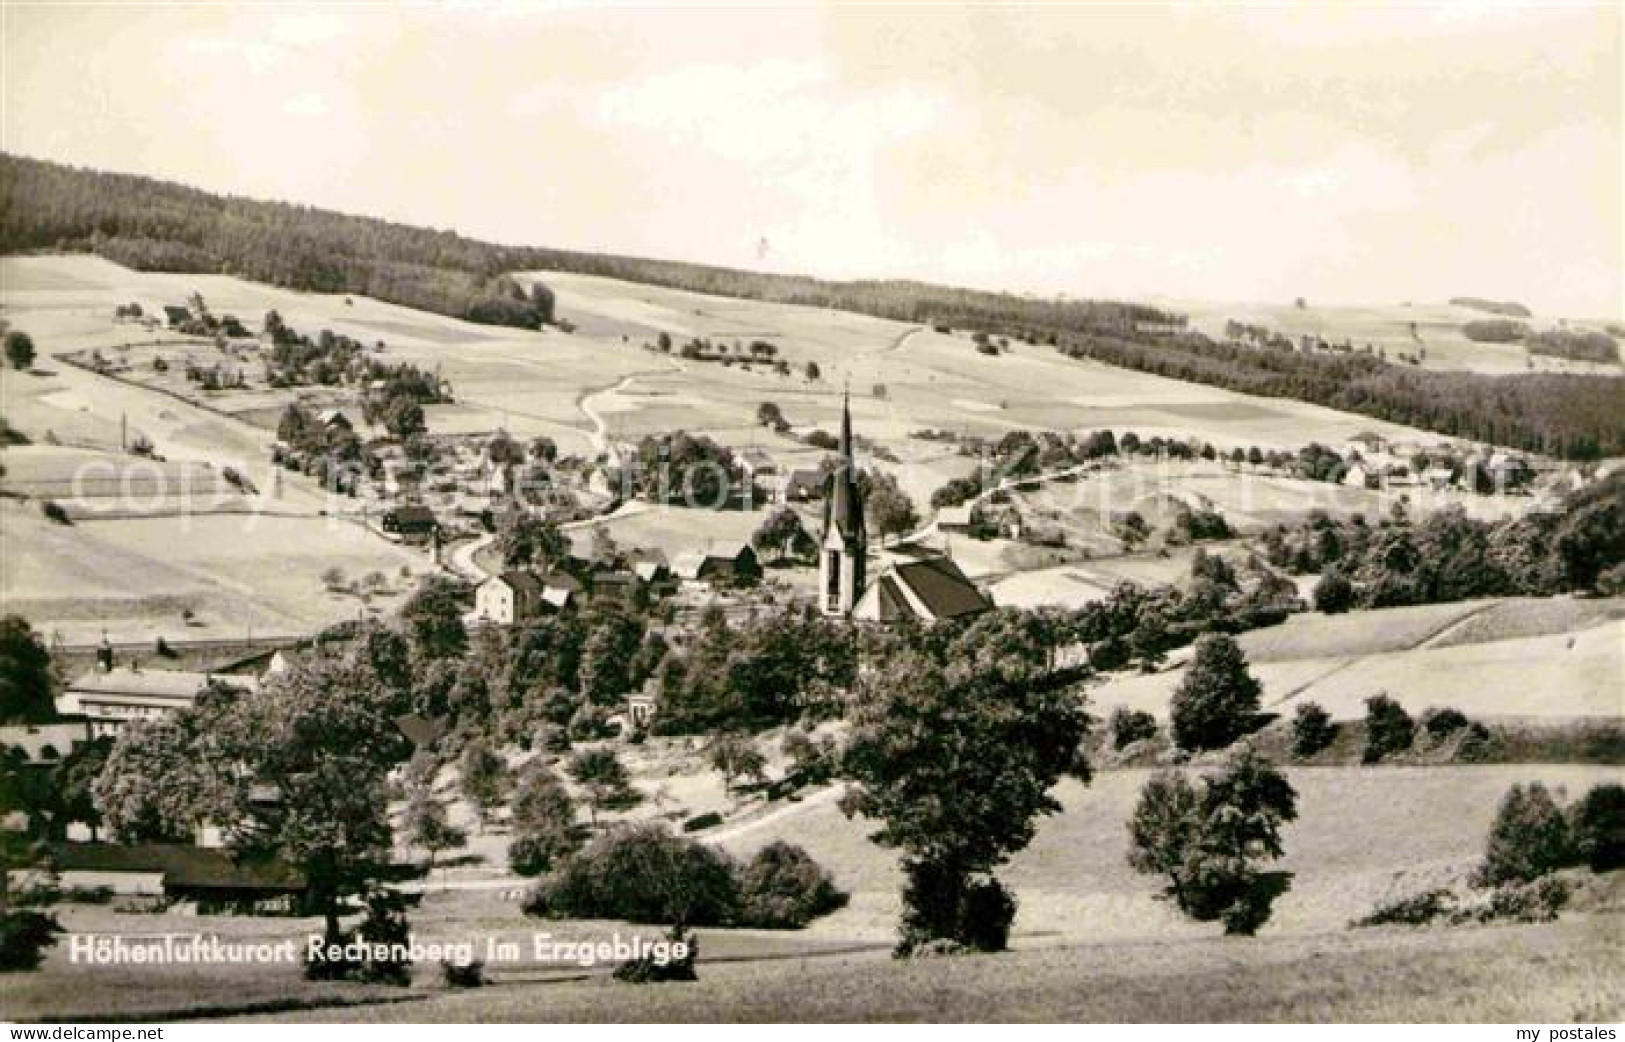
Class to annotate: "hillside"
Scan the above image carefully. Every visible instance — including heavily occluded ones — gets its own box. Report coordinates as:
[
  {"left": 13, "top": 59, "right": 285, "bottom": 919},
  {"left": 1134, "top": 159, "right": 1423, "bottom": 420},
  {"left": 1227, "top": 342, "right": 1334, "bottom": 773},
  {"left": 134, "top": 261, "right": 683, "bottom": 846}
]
[{"left": 4, "top": 154, "right": 1624, "bottom": 457}]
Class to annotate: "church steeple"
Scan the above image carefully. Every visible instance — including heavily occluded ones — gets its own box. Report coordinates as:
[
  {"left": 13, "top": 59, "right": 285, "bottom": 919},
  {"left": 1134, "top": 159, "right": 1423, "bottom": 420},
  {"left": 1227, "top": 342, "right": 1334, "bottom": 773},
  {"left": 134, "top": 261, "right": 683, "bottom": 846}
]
[{"left": 819, "top": 388, "right": 867, "bottom": 616}]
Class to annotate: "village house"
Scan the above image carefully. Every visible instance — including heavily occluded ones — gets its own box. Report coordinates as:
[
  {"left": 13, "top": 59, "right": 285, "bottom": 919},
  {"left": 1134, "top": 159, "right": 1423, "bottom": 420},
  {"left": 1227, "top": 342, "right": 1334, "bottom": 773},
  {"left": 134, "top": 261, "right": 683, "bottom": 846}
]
[
  {"left": 56, "top": 647, "right": 260, "bottom": 739},
  {"left": 40, "top": 842, "right": 307, "bottom": 911},
  {"left": 673, "top": 542, "right": 761, "bottom": 588},
  {"left": 382, "top": 503, "right": 438, "bottom": 537},
  {"left": 470, "top": 570, "right": 547, "bottom": 626},
  {"left": 936, "top": 502, "right": 976, "bottom": 535}
]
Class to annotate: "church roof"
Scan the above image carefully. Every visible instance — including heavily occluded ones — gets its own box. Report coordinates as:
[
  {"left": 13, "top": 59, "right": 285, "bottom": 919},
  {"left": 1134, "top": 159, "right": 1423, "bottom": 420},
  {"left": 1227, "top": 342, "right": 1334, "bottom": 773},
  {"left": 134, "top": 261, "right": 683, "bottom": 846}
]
[{"left": 854, "top": 553, "right": 993, "bottom": 624}]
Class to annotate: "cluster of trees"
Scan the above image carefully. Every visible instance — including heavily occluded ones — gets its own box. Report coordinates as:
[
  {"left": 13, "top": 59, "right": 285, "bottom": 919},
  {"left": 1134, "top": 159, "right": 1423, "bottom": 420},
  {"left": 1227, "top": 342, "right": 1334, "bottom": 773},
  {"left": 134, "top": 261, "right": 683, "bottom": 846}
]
[
  {"left": 624, "top": 432, "right": 744, "bottom": 506},
  {"left": 1450, "top": 297, "right": 1531, "bottom": 318},
  {"left": 1525, "top": 330, "right": 1620, "bottom": 365},
  {"left": 1264, "top": 476, "right": 1625, "bottom": 612},
  {"left": 274, "top": 403, "right": 365, "bottom": 492},
  {"left": 1053, "top": 330, "right": 1625, "bottom": 460},
  {"left": 1462, "top": 321, "right": 1620, "bottom": 365},
  {"left": 523, "top": 826, "right": 844, "bottom": 930}
]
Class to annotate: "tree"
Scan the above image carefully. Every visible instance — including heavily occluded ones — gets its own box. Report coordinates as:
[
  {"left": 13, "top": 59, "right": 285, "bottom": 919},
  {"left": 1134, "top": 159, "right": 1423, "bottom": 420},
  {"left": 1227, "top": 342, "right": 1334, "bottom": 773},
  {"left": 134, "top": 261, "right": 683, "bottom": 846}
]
[
  {"left": 1312, "top": 569, "right": 1356, "bottom": 614},
  {"left": 4, "top": 331, "right": 35, "bottom": 371},
  {"left": 1570, "top": 783, "right": 1625, "bottom": 873},
  {"left": 737, "top": 841, "right": 845, "bottom": 928},
  {"left": 496, "top": 510, "right": 568, "bottom": 571},
  {"left": 567, "top": 748, "right": 642, "bottom": 825},
  {"left": 750, "top": 507, "right": 813, "bottom": 564},
  {"left": 1109, "top": 708, "right": 1158, "bottom": 750},
  {"left": 399, "top": 576, "right": 468, "bottom": 660},
  {"left": 862, "top": 470, "right": 920, "bottom": 542},
  {"left": 1290, "top": 702, "right": 1337, "bottom": 758},
  {"left": 1127, "top": 748, "right": 1298, "bottom": 934},
  {"left": 708, "top": 733, "right": 767, "bottom": 795},
  {"left": 0, "top": 616, "right": 55, "bottom": 723},
  {"left": 1476, "top": 782, "right": 1572, "bottom": 887},
  {"left": 403, "top": 784, "right": 465, "bottom": 871},
  {"left": 1169, "top": 634, "right": 1261, "bottom": 752},
  {"left": 381, "top": 397, "right": 426, "bottom": 439},
  {"left": 840, "top": 609, "right": 1092, "bottom": 954},
  {"left": 457, "top": 740, "right": 512, "bottom": 832},
  {"left": 1361, "top": 694, "right": 1414, "bottom": 763},
  {"left": 804, "top": 361, "right": 821, "bottom": 381},
  {"left": 507, "top": 760, "right": 581, "bottom": 875}
]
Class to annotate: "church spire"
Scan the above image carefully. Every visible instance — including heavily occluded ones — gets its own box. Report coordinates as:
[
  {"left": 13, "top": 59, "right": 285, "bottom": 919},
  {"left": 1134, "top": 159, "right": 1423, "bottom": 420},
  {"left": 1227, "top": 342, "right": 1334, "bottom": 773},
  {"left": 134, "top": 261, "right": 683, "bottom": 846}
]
[{"left": 820, "top": 383, "right": 867, "bottom": 616}]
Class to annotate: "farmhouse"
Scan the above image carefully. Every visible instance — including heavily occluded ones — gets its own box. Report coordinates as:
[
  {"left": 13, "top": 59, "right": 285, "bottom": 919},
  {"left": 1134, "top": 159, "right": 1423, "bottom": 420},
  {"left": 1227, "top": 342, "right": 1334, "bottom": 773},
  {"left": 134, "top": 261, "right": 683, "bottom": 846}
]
[
  {"left": 382, "top": 504, "right": 438, "bottom": 536},
  {"left": 44, "top": 843, "right": 307, "bottom": 909},
  {"left": 783, "top": 468, "right": 825, "bottom": 503},
  {"left": 57, "top": 657, "right": 259, "bottom": 738},
  {"left": 1342, "top": 462, "right": 1380, "bottom": 490},
  {"left": 317, "top": 408, "right": 354, "bottom": 432},
  {"left": 673, "top": 543, "right": 761, "bottom": 587}
]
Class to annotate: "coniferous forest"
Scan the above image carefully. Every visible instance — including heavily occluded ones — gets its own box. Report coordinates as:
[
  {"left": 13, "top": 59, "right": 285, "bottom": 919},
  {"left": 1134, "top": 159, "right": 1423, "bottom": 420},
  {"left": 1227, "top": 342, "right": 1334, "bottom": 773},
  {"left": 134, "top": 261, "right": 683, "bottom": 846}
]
[{"left": 3, "top": 152, "right": 1622, "bottom": 459}]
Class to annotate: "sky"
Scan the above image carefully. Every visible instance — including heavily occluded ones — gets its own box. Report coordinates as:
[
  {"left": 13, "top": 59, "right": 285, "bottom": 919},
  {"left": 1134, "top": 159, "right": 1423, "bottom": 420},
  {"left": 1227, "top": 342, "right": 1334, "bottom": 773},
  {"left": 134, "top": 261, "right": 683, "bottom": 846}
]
[{"left": 2, "top": 2, "right": 1620, "bottom": 318}]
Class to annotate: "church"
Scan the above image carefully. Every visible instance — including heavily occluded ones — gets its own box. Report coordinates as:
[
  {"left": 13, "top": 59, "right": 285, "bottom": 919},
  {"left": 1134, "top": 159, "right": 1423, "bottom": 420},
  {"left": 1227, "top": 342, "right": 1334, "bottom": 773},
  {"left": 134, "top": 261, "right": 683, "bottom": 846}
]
[{"left": 818, "top": 393, "right": 993, "bottom": 625}]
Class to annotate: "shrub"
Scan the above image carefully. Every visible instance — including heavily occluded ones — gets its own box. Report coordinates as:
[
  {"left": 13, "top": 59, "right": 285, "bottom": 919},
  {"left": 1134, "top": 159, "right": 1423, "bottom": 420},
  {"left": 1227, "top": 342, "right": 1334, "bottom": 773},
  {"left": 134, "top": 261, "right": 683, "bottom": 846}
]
[
  {"left": 1362, "top": 694, "right": 1414, "bottom": 763},
  {"left": 0, "top": 910, "right": 61, "bottom": 972},
  {"left": 612, "top": 925, "right": 697, "bottom": 983},
  {"left": 1473, "top": 876, "right": 1570, "bottom": 923},
  {"left": 682, "top": 811, "right": 723, "bottom": 833},
  {"left": 1290, "top": 702, "right": 1337, "bottom": 758},
  {"left": 303, "top": 890, "right": 413, "bottom": 986},
  {"left": 441, "top": 959, "right": 485, "bottom": 988},
  {"left": 1169, "top": 634, "right": 1262, "bottom": 752},
  {"left": 1352, "top": 888, "right": 1457, "bottom": 927},
  {"left": 895, "top": 860, "right": 1017, "bottom": 957},
  {"left": 1475, "top": 782, "right": 1573, "bottom": 887},
  {"left": 1110, "top": 708, "right": 1158, "bottom": 750},
  {"left": 40, "top": 500, "right": 71, "bottom": 525},
  {"left": 736, "top": 841, "right": 846, "bottom": 929},
  {"left": 1569, "top": 783, "right": 1625, "bottom": 872},
  {"left": 1421, "top": 707, "right": 1472, "bottom": 740},
  {"left": 524, "top": 824, "right": 739, "bottom": 926}
]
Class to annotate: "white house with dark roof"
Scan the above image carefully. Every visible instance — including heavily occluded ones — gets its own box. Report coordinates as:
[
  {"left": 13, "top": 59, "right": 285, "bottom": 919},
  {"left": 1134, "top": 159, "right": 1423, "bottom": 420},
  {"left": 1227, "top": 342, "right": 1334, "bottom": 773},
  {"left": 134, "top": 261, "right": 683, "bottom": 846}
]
[{"left": 58, "top": 663, "right": 258, "bottom": 739}]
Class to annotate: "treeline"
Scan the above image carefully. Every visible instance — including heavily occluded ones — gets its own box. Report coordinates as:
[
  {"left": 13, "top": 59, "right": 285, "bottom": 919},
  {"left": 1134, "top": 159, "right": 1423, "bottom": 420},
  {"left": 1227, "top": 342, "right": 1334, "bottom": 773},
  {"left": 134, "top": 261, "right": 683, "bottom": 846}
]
[
  {"left": 1055, "top": 331, "right": 1625, "bottom": 460},
  {"left": 0, "top": 153, "right": 1172, "bottom": 338},
  {"left": 1525, "top": 330, "right": 1620, "bottom": 365},
  {"left": 1451, "top": 297, "right": 1532, "bottom": 318}
]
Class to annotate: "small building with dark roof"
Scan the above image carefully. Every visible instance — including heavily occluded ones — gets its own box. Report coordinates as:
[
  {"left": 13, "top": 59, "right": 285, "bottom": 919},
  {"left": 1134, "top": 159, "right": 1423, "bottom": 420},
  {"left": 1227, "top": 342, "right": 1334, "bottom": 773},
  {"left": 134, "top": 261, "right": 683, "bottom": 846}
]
[{"left": 45, "top": 842, "right": 307, "bottom": 909}]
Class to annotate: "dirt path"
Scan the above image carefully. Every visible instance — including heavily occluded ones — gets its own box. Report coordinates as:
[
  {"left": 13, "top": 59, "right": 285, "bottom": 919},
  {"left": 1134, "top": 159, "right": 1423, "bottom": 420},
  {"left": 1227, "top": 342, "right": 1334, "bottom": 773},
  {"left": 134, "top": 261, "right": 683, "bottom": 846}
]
[{"left": 575, "top": 361, "right": 685, "bottom": 454}]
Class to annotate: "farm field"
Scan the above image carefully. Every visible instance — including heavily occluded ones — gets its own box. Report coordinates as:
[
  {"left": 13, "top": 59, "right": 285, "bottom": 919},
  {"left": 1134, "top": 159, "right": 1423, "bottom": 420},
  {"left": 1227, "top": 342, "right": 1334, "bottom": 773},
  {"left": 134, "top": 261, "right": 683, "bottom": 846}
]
[
  {"left": 0, "top": 499, "right": 430, "bottom": 644},
  {"left": 243, "top": 911, "right": 1624, "bottom": 1023},
  {"left": 1089, "top": 607, "right": 1625, "bottom": 724},
  {"left": 1171, "top": 296, "right": 1624, "bottom": 377}
]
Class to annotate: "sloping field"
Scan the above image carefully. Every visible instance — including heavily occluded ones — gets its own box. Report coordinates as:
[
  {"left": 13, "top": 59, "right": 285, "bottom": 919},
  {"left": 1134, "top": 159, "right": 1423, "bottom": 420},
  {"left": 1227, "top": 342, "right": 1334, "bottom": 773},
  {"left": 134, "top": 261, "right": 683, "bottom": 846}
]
[
  {"left": 1090, "top": 614, "right": 1625, "bottom": 723},
  {"left": 0, "top": 500, "right": 430, "bottom": 644},
  {"left": 716, "top": 766, "right": 1622, "bottom": 948}
]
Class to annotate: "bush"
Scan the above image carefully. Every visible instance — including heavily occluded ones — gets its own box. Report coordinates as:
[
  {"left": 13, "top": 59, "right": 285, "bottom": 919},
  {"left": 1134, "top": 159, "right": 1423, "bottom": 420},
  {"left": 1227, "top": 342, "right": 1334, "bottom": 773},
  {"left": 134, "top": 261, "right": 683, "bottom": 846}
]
[
  {"left": 1362, "top": 694, "right": 1414, "bottom": 763},
  {"left": 1110, "top": 708, "right": 1158, "bottom": 750},
  {"left": 524, "top": 824, "right": 740, "bottom": 926},
  {"left": 303, "top": 890, "right": 413, "bottom": 986},
  {"left": 612, "top": 925, "right": 697, "bottom": 983},
  {"left": 1290, "top": 702, "right": 1337, "bottom": 758},
  {"left": 1475, "top": 782, "right": 1573, "bottom": 887},
  {"left": 441, "top": 959, "right": 485, "bottom": 988},
  {"left": 1421, "top": 707, "right": 1472, "bottom": 740},
  {"left": 1569, "top": 783, "right": 1625, "bottom": 873},
  {"left": 736, "top": 841, "right": 846, "bottom": 929},
  {"left": 1472, "top": 876, "right": 1570, "bottom": 923},
  {"left": 508, "top": 834, "right": 574, "bottom": 877},
  {"left": 1352, "top": 888, "right": 1456, "bottom": 927},
  {"left": 0, "top": 910, "right": 61, "bottom": 972},
  {"left": 40, "top": 500, "right": 71, "bottom": 525},
  {"left": 1169, "top": 634, "right": 1262, "bottom": 752},
  {"left": 682, "top": 812, "right": 723, "bottom": 833},
  {"left": 895, "top": 861, "right": 1016, "bottom": 957}
]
